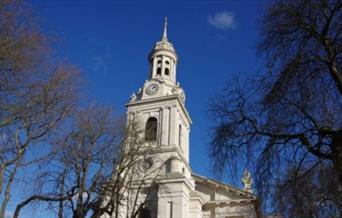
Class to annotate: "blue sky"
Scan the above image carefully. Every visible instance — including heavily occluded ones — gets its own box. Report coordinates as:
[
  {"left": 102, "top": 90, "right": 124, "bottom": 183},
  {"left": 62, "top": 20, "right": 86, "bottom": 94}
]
[
  {"left": 28, "top": 0, "right": 267, "bottom": 199},
  {"left": 3, "top": 1, "right": 272, "bottom": 216}
]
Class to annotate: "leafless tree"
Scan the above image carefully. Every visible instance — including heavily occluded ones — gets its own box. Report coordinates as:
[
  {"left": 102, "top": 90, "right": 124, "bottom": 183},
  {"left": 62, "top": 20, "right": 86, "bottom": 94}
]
[
  {"left": 13, "top": 108, "right": 164, "bottom": 218},
  {"left": 0, "top": 1, "right": 163, "bottom": 217},
  {"left": 275, "top": 164, "right": 342, "bottom": 217},
  {"left": 0, "top": 0, "right": 80, "bottom": 216},
  {"left": 101, "top": 128, "right": 163, "bottom": 218},
  {"left": 12, "top": 106, "right": 121, "bottom": 218},
  {"left": 208, "top": 0, "right": 342, "bottom": 216}
]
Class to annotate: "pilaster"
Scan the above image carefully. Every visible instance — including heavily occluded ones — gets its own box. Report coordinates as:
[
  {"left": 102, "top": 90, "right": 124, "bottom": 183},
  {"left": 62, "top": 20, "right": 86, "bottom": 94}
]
[{"left": 169, "top": 105, "right": 177, "bottom": 146}]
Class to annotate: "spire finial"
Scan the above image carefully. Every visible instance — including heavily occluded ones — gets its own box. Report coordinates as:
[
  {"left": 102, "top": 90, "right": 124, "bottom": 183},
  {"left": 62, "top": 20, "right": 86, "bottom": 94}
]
[{"left": 162, "top": 17, "right": 168, "bottom": 41}]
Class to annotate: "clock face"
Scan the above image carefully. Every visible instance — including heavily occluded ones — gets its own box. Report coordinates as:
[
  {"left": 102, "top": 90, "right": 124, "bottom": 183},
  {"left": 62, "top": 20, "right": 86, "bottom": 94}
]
[{"left": 145, "top": 83, "right": 159, "bottom": 96}]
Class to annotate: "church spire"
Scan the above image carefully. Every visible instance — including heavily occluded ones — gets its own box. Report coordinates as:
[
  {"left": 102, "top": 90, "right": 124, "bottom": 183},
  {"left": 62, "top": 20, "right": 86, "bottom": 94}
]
[
  {"left": 162, "top": 17, "right": 168, "bottom": 41},
  {"left": 148, "top": 18, "right": 178, "bottom": 84}
]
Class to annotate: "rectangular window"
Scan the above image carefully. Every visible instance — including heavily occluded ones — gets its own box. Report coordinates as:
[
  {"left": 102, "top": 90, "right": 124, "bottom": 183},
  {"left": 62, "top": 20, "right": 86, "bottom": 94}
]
[
  {"left": 178, "top": 125, "right": 182, "bottom": 149},
  {"left": 168, "top": 201, "right": 173, "bottom": 218}
]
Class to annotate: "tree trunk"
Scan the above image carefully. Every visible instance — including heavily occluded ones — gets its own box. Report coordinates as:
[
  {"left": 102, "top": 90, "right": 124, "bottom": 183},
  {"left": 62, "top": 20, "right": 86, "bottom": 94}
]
[
  {"left": 0, "top": 157, "right": 21, "bottom": 217},
  {"left": 14, "top": 194, "right": 74, "bottom": 218},
  {"left": 58, "top": 173, "right": 65, "bottom": 218},
  {"left": 58, "top": 199, "right": 64, "bottom": 218},
  {"left": 332, "top": 131, "right": 342, "bottom": 186},
  {"left": 0, "top": 165, "right": 4, "bottom": 194}
]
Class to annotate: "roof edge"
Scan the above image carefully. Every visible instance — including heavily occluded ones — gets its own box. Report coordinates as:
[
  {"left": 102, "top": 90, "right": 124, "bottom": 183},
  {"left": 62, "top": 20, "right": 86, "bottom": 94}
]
[{"left": 191, "top": 173, "right": 256, "bottom": 199}]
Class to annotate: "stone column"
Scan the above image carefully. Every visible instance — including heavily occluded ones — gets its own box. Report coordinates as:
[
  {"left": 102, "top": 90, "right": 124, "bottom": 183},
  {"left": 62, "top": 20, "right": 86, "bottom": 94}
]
[
  {"left": 152, "top": 56, "right": 157, "bottom": 78},
  {"left": 161, "top": 55, "right": 165, "bottom": 77},
  {"left": 171, "top": 59, "right": 176, "bottom": 83}
]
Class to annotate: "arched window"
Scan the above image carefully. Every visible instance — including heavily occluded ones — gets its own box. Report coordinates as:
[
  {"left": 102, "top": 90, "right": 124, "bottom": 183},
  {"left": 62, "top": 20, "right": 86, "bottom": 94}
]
[
  {"left": 145, "top": 117, "right": 157, "bottom": 141},
  {"left": 156, "top": 67, "right": 161, "bottom": 75},
  {"left": 164, "top": 68, "right": 170, "bottom": 76}
]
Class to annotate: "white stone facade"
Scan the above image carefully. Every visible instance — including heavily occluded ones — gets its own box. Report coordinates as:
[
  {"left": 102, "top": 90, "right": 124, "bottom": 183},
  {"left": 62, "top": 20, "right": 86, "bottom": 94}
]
[{"left": 114, "top": 19, "right": 259, "bottom": 218}]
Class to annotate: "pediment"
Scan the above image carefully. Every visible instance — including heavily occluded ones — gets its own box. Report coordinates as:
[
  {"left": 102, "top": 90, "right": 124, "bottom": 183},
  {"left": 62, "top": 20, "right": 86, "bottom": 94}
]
[{"left": 192, "top": 173, "right": 256, "bottom": 200}]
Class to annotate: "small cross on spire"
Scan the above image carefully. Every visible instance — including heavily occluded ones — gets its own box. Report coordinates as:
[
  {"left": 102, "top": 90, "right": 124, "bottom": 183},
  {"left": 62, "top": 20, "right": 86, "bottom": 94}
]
[{"left": 162, "top": 17, "right": 168, "bottom": 41}]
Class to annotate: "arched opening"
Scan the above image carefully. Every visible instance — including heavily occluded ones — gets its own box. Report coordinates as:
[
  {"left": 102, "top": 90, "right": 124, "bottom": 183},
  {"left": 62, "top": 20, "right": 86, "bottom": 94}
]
[
  {"left": 145, "top": 117, "right": 157, "bottom": 141},
  {"left": 165, "top": 157, "right": 179, "bottom": 173},
  {"left": 165, "top": 159, "right": 172, "bottom": 173},
  {"left": 139, "top": 206, "right": 151, "bottom": 218},
  {"left": 156, "top": 67, "right": 161, "bottom": 75},
  {"left": 164, "top": 68, "right": 170, "bottom": 76}
]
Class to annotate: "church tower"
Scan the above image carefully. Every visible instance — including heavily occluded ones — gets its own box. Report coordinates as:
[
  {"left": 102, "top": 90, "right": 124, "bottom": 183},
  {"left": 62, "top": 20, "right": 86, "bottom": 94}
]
[
  {"left": 127, "top": 17, "right": 191, "bottom": 165},
  {"left": 120, "top": 18, "right": 259, "bottom": 218},
  {"left": 126, "top": 18, "right": 195, "bottom": 218}
]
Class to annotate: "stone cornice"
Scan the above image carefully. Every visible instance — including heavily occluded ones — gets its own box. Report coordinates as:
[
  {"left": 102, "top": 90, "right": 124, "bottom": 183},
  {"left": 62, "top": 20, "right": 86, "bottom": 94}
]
[
  {"left": 126, "top": 94, "right": 192, "bottom": 124},
  {"left": 189, "top": 190, "right": 206, "bottom": 204},
  {"left": 202, "top": 199, "right": 256, "bottom": 211},
  {"left": 157, "top": 173, "right": 193, "bottom": 190},
  {"left": 144, "top": 146, "right": 192, "bottom": 171}
]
